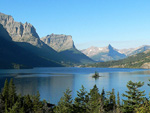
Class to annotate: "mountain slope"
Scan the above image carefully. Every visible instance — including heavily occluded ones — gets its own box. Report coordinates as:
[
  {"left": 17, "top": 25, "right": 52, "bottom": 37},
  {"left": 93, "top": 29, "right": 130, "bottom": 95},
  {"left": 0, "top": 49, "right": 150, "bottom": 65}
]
[
  {"left": 119, "top": 45, "right": 150, "bottom": 56},
  {"left": 41, "top": 34, "right": 94, "bottom": 64},
  {"left": 0, "top": 24, "right": 62, "bottom": 69},
  {"left": 85, "top": 50, "right": 150, "bottom": 69},
  {"left": 0, "top": 12, "right": 71, "bottom": 65},
  {"left": 81, "top": 44, "right": 126, "bottom": 61}
]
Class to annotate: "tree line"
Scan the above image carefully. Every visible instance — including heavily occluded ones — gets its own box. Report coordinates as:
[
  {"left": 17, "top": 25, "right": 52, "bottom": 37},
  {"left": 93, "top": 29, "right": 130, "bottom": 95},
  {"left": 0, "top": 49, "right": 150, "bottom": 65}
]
[
  {"left": 0, "top": 79, "right": 150, "bottom": 113},
  {"left": 84, "top": 51, "right": 150, "bottom": 68}
]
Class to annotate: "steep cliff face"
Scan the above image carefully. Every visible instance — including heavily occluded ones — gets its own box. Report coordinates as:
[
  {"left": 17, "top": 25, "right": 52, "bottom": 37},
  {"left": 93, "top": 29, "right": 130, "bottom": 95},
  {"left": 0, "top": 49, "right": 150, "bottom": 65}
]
[
  {"left": 0, "top": 12, "right": 42, "bottom": 47},
  {"left": 0, "top": 24, "right": 62, "bottom": 69},
  {"left": 41, "top": 34, "right": 94, "bottom": 64},
  {"left": 41, "top": 34, "right": 75, "bottom": 52},
  {"left": 0, "top": 12, "right": 93, "bottom": 66}
]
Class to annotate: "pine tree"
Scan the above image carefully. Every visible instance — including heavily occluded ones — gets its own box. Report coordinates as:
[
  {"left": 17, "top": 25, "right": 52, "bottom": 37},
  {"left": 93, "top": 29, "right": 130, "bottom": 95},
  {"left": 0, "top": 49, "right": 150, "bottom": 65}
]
[
  {"left": 87, "top": 85, "right": 101, "bottom": 113},
  {"left": 8, "top": 79, "right": 17, "bottom": 108},
  {"left": 99, "top": 88, "right": 105, "bottom": 113},
  {"left": 54, "top": 88, "right": 73, "bottom": 113},
  {"left": 116, "top": 92, "right": 121, "bottom": 113},
  {"left": 32, "top": 91, "right": 43, "bottom": 112},
  {"left": 2, "top": 79, "right": 9, "bottom": 112},
  {"left": 0, "top": 93, "right": 5, "bottom": 113},
  {"left": 106, "top": 88, "right": 116, "bottom": 112},
  {"left": 9, "top": 101, "right": 20, "bottom": 113},
  {"left": 74, "top": 85, "right": 89, "bottom": 113},
  {"left": 24, "top": 94, "right": 33, "bottom": 113},
  {"left": 122, "top": 80, "right": 145, "bottom": 113}
]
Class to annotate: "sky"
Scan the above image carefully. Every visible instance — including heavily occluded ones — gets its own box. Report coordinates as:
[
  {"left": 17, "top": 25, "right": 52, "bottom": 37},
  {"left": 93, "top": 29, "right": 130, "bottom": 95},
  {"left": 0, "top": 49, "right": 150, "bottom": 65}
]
[{"left": 0, "top": 0, "right": 150, "bottom": 50}]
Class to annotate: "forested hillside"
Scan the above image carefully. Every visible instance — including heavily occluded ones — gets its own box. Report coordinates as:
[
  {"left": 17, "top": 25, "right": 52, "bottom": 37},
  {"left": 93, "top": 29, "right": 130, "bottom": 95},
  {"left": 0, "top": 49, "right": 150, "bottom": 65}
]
[{"left": 85, "top": 50, "right": 150, "bottom": 69}]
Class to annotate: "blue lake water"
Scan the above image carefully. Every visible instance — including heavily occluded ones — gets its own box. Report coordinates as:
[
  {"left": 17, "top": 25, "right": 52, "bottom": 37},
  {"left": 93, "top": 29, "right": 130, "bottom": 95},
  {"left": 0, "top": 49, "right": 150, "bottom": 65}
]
[{"left": 0, "top": 67, "right": 150, "bottom": 104}]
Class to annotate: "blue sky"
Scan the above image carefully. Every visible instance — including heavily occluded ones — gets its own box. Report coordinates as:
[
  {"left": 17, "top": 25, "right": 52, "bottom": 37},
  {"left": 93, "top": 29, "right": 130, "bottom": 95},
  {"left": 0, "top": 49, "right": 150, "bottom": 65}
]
[{"left": 0, "top": 0, "right": 150, "bottom": 49}]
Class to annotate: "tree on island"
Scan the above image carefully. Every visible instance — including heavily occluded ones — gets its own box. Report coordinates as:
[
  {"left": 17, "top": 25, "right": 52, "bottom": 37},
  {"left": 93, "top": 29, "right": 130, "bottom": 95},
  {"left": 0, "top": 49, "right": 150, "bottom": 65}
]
[{"left": 92, "top": 71, "right": 100, "bottom": 78}]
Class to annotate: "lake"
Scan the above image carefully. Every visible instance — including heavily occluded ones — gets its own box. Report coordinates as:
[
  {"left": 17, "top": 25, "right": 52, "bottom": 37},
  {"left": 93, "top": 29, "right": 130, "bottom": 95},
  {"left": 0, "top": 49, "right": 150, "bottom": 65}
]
[{"left": 0, "top": 67, "right": 150, "bottom": 104}]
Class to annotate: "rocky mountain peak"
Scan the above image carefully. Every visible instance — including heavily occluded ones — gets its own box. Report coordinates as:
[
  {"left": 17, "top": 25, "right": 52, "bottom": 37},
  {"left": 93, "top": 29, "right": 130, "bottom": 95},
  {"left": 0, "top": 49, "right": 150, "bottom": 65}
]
[
  {"left": 0, "top": 12, "right": 41, "bottom": 47},
  {"left": 41, "top": 34, "right": 76, "bottom": 52},
  {"left": 107, "top": 44, "right": 114, "bottom": 51}
]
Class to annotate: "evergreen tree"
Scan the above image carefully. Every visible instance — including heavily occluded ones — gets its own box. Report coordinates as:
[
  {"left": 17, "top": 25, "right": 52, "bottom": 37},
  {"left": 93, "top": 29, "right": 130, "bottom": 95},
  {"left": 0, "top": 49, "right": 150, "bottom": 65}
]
[
  {"left": 8, "top": 79, "right": 17, "bottom": 108},
  {"left": 99, "top": 88, "right": 105, "bottom": 112},
  {"left": 2, "top": 79, "right": 9, "bottom": 113},
  {"left": 54, "top": 88, "right": 73, "bottom": 113},
  {"left": 24, "top": 94, "right": 33, "bottom": 113},
  {"left": 105, "top": 88, "right": 116, "bottom": 112},
  {"left": 0, "top": 93, "right": 5, "bottom": 113},
  {"left": 9, "top": 101, "right": 20, "bottom": 113},
  {"left": 74, "top": 85, "right": 89, "bottom": 113},
  {"left": 116, "top": 92, "right": 121, "bottom": 113},
  {"left": 87, "top": 85, "right": 101, "bottom": 113},
  {"left": 32, "top": 91, "right": 43, "bottom": 112},
  {"left": 122, "top": 81, "right": 145, "bottom": 113}
]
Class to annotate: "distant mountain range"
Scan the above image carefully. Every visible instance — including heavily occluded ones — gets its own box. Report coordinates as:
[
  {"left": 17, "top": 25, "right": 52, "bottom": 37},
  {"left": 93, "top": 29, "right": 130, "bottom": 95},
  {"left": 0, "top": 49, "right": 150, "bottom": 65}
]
[
  {"left": 81, "top": 44, "right": 150, "bottom": 62},
  {"left": 85, "top": 50, "right": 150, "bottom": 69},
  {"left": 0, "top": 12, "right": 93, "bottom": 68}
]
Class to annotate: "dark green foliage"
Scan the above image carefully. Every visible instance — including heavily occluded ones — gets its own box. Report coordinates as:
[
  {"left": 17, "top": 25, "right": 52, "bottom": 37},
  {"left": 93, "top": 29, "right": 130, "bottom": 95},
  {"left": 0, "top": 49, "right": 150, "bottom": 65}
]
[
  {"left": 8, "top": 79, "right": 17, "bottom": 107},
  {"left": 116, "top": 92, "right": 121, "bottom": 113},
  {"left": 104, "top": 89, "right": 116, "bottom": 112},
  {"left": 87, "top": 85, "right": 101, "bottom": 113},
  {"left": 92, "top": 71, "right": 100, "bottom": 78},
  {"left": 122, "top": 81, "right": 145, "bottom": 113},
  {"left": 74, "top": 85, "right": 89, "bottom": 113},
  {"left": 54, "top": 88, "right": 73, "bottom": 113},
  {"left": 1, "top": 79, "right": 150, "bottom": 113},
  {"left": 0, "top": 79, "right": 53, "bottom": 113},
  {"left": 24, "top": 95, "right": 33, "bottom": 113},
  {"left": 32, "top": 91, "right": 43, "bottom": 112}
]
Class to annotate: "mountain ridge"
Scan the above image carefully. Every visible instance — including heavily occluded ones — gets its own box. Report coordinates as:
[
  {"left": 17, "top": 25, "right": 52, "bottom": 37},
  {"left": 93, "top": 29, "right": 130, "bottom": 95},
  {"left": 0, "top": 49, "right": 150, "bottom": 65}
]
[
  {"left": 0, "top": 24, "right": 62, "bottom": 69},
  {"left": 81, "top": 44, "right": 126, "bottom": 61},
  {"left": 0, "top": 12, "right": 94, "bottom": 68},
  {"left": 81, "top": 44, "right": 150, "bottom": 62},
  {"left": 41, "top": 33, "right": 94, "bottom": 64}
]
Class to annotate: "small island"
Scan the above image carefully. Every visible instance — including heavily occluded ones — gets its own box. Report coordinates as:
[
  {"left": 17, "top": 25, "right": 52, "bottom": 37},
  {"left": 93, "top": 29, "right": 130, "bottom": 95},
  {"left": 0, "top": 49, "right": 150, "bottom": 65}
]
[{"left": 92, "top": 71, "right": 100, "bottom": 78}]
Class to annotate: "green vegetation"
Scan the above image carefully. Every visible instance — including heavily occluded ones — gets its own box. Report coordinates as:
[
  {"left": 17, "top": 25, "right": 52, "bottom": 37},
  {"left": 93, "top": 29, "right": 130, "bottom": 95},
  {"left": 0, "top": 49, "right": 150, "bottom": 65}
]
[
  {"left": 84, "top": 50, "right": 150, "bottom": 68},
  {"left": 0, "top": 79, "right": 150, "bottom": 113},
  {"left": 92, "top": 71, "right": 100, "bottom": 78}
]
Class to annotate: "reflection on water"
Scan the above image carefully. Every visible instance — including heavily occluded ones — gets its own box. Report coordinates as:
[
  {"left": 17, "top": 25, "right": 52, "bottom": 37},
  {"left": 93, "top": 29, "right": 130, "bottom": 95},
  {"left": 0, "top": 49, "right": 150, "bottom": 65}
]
[{"left": 0, "top": 67, "right": 150, "bottom": 104}]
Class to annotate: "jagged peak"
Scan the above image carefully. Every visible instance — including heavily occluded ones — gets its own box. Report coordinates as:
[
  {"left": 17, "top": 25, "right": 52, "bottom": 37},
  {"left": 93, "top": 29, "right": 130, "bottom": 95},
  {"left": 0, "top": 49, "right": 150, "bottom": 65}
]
[
  {"left": 46, "top": 33, "right": 71, "bottom": 37},
  {"left": 108, "top": 44, "right": 113, "bottom": 48}
]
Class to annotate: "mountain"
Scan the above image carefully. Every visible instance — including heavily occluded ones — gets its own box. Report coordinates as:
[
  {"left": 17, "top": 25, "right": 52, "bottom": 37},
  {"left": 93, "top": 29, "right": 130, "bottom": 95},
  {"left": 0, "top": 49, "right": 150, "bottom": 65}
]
[
  {"left": 0, "top": 12, "right": 66, "bottom": 64},
  {"left": 41, "top": 34, "right": 94, "bottom": 64},
  {"left": 119, "top": 45, "right": 150, "bottom": 56},
  {"left": 0, "top": 24, "right": 62, "bottom": 69},
  {"left": 81, "top": 44, "right": 126, "bottom": 61},
  {"left": 0, "top": 12, "right": 93, "bottom": 66},
  {"left": 85, "top": 50, "right": 150, "bottom": 69},
  {"left": 41, "top": 34, "right": 75, "bottom": 52}
]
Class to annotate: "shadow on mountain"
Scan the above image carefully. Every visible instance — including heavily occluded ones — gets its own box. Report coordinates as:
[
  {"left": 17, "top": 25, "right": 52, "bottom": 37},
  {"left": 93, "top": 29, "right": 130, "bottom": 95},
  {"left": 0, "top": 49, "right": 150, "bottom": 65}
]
[{"left": 0, "top": 24, "right": 62, "bottom": 69}]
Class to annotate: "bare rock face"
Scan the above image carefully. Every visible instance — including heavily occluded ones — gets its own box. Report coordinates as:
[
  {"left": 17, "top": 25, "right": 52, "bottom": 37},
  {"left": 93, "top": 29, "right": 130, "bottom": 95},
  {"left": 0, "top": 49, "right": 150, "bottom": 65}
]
[
  {"left": 141, "top": 62, "right": 150, "bottom": 69},
  {"left": 0, "top": 12, "right": 42, "bottom": 47},
  {"left": 41, "top": 34, "right": 76, "bottom": 52}
]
